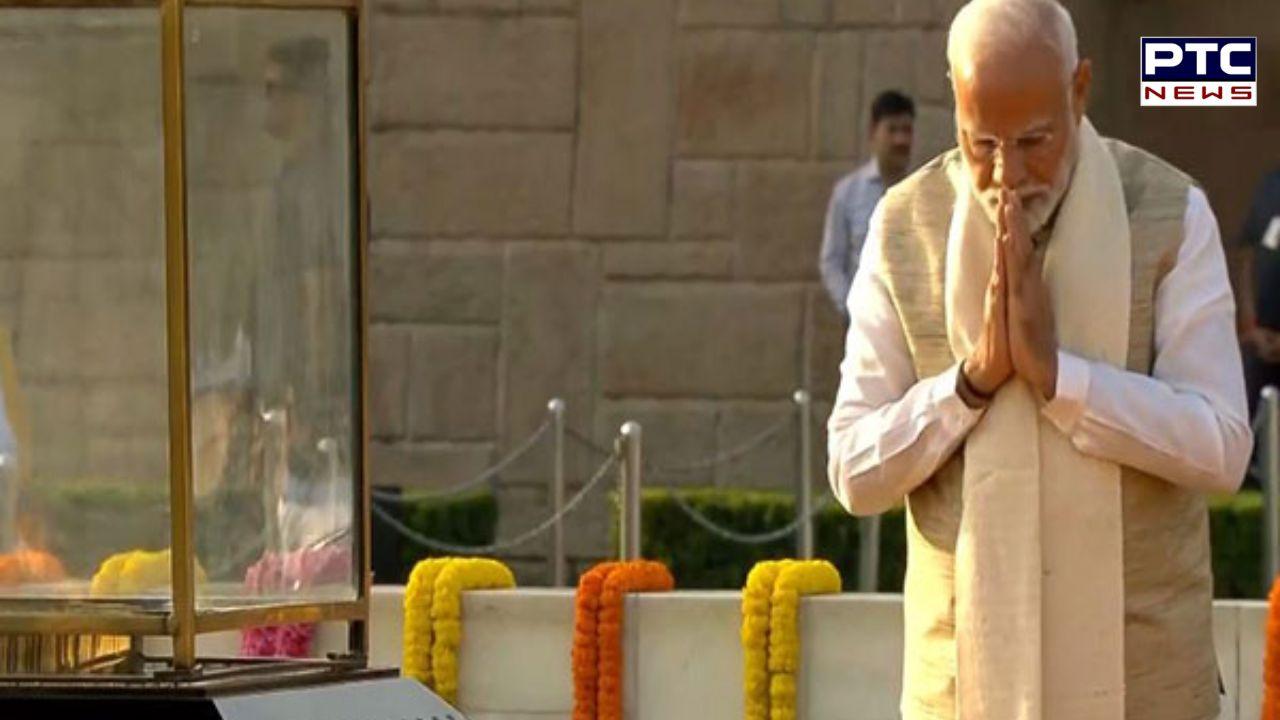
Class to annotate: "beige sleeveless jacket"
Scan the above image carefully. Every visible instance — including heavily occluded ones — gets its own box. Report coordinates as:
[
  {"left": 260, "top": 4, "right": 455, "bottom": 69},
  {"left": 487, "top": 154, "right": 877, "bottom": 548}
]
[{"left": 875, "top": 140, "right": 1217, "bottom": 720}]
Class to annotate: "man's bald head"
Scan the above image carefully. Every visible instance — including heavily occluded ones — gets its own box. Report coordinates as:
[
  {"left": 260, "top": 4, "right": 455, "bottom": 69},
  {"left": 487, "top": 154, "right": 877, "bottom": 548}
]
[
  {"left": 948, "top": 0, "right": 1078, "bottom": 83},
  {"left": 946, "top": 0, "right": 1091, "bottom": 232}
]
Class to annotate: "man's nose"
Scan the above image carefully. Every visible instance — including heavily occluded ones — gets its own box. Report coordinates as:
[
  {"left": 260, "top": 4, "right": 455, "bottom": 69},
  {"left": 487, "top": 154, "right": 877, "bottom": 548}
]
[{"left": 992, "top": 147, "right": 1026, "bottom": 189}]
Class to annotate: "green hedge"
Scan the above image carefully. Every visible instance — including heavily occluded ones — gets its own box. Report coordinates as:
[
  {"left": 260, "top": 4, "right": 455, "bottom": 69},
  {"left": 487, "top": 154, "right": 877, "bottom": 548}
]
[
  {"left": 632, "top": 487, "right": 1266, "bottom": 599},
  {"left": 372, "top": 489, "right": 498, "bottom": 584},
  {"left": 1209, "top": 491, "right": 1264, "bottom": 598}
]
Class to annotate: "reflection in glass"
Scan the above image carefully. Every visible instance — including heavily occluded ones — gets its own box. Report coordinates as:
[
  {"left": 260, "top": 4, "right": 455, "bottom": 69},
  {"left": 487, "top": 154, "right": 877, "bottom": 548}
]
[
  {"left": 187, "top": 9, "right": 357, "bottom": 608},
  {"left": 0, "top": 9, "right": 170, "bottom": 600}
]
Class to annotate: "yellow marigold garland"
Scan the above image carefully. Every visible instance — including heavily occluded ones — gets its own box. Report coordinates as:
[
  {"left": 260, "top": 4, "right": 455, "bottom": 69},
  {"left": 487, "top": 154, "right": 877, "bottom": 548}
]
[
  {"left": 767, "top": 560, "right": 840, "bottom": 720},
  {"left": 741, "top": 560, "right": 793, "bottom": 720},
  {"left": 740, "top": 559, "right": 841, "bottom": 720},
  {"left": 402, "top": 557, "right": 454, "bottom": 687},
  {"left": 430, "top": 558, "right": 516, "bottom": 705},
  {"left": 89, "top": 549, "right": 207, "bottom": 595}
]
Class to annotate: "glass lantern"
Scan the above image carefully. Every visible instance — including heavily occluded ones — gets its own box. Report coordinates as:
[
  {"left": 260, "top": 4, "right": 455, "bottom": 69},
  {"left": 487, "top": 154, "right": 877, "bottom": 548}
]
[{"left": 0, "top": 0, "right": 371, "bottom": 685}]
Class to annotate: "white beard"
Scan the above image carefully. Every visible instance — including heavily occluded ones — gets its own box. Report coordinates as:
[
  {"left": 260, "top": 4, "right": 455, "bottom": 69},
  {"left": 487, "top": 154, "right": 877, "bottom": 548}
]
[{"left": 969, "top": 142, "right": 1078, "bottom": 235}]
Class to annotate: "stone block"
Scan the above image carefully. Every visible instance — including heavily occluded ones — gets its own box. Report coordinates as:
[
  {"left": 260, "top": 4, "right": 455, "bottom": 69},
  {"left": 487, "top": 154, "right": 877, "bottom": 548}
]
[
  {"left": 913, "top": 103, "right": 956, "bottom": 167},
  {"left": 573, "top": 0, "right": 674, "bottom": 236},
  {"left": 596, "top": 399, "right": 718, "bottom": 487},
  {"left": 438, "top": 0, "right": 520, "bottom": 10},
  {"left": 369, "top": 325, "right": 410, "bottom": 440},
  {"left": 815, "top": 32, "right": 866, "bottom": 159},
  {"left": 896, "top": 0, "right": 933, "bottom": 25},
  {"left": 1239, "top": 601, "right": 1265, "bottom": 718},
  {"left": 78, "top": 259, "right": 165, "bottom": 307},
  {"left": 456, "top": 590, "right": 576, "bottom": 713},
  {"left": 733, "top": 161, "right": 847, "bottom": 280},
  {"left": 630, "top": 593, "right": 743, "bottom": 720},
  {"left": 714, "top": 401, "right": 799, "bottom": 490},
  {"left": 802, "top": 595, "right": 904, "bottom": 716},
  {"left": 408, "top": 327, "right": 499, "bottom": 440},
  {"left": 602, "top": 242, "right": 734, "bottom": 279},
  {"left": 16, "top": 300, "right": 81, "bottom": 382},
  {"left": 678, "top": 0, "right": 778, "bottom": 26},
  {"left": 934, "top": 0, "right": 967, "bottom": 23},
  {"left": 372, "top": 17, "right": 576, "bottom": 129},
  {"left": 600, "top": 283, "right": 804, "bottom": 399},
  {"left": 86, "top": 434, "right": 168, "bottom": 484},
  {"left": 79, "top": 301, "right": 167, "bottom": 381},
  {"left": 500, "top": 243, "right": 598, "bottom": 482},
  {"left": 862, "top": 30, "right": 923, "bottom": 135},
  {"left": 24, "top": 144, "right": 164, "bottom": 260},
  {"left": 808, "top": 285, "right": 848, "bottom": 399},
  {"left": 521, "top": 0, "right": 576, "bottom": 12},
  {"left": 833, "top": 0, "right": 895, "bottom": 24},
  {"left": 369, "top": 441, "right": 496, "bottom": 490},
  {"left": 917, "top": 29, "right": 952, "bottom": 104},
  {"left": 0, "top": 262, "right": 19, "bottom": 302},
  {"left": 371, "top": 131, "right": 572, "bottom": 237},
  {"left": 85, "top": 382, "right": 168, "bottom": 437},
  {"left": 781, "top": 0, "right": 830, "bottom": 25},
  {"left": 25, "top": 383, "right": 85, "bottom": 481},
  {"left": 63, "top": 30, "right": 162, "bottom": 143},
  {"left": 1213, "top": 603, "right": 1239, "bottom": 720},
  {"left": 677, "top": 31, "right": 812, "bottom": 158},
  {"left": 671, "top": 160, "right": 732, "bottom": 237},
  {"left": 21, "top": 260, "right": 78, "bottom": 303},
  {"left": 370, "top": 242, "right": 503, "bottom": 324}
]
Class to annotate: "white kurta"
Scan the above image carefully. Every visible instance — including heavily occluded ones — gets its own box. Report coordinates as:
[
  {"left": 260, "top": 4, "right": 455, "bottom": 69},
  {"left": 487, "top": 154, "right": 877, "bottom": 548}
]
[{"left": 827, "top": 185, "right": 1252, "bottom": 516}]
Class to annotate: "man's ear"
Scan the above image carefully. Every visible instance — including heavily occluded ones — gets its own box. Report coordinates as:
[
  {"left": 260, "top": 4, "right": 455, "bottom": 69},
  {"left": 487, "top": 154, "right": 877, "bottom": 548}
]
[{"left": 1072, "top": 58, "right": 1093, "bottom": 122}]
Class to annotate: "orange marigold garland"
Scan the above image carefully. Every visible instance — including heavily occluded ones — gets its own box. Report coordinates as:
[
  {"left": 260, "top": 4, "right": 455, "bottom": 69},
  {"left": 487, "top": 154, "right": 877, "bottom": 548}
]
[
  {"left": 572, "top": 561, "right": 620, "bottom": 720},
  {"left": 0, "top": 548, "right": 65, "bottom": 586},
  {"left": 571, "top": 560, "right": 674, "bottom": 720},
  {"left": 1264, "top": 574, "right": 1280, "bottom": 719},
  {"left": 596, "top": 561, "right": 674, "bottom": 720}
]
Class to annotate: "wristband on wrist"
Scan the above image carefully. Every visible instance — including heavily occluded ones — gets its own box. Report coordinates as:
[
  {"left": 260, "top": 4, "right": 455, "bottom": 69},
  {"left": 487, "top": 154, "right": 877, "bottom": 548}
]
[{"left": 958, "top": 360, "right": 994, "bottom": 408}]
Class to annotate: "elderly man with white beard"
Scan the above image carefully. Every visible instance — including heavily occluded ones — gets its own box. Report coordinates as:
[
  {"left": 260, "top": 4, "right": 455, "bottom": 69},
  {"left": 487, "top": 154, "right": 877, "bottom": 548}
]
[{"left": 825, "top": 1, "right": 1252, "bottom": 718}]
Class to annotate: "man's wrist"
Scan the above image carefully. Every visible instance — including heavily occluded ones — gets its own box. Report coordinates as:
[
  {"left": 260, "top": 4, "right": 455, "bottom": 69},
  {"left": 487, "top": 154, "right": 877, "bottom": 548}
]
[{"left": 957, "top": 360, "right": 993, "bottom": 409}]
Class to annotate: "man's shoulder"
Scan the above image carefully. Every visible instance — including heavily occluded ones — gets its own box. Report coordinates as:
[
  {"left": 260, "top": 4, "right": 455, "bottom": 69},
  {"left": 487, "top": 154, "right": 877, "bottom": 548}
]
[
  {"left": 1100, "top": 136, "right": 1196, "bottom": 191},
  {"left": 879, "top": 149, "right": 961, "bottom": 212}
]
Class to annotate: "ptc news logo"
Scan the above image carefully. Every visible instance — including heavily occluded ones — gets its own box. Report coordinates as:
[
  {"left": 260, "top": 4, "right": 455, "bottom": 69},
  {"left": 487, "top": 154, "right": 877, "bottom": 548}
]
[{"left": 1141, "top": 37, "right": 1257, "bottom": 107}]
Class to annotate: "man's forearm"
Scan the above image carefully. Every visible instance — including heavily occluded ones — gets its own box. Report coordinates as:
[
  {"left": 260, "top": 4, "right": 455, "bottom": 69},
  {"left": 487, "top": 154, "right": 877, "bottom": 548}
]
[{"left": 828, "top": 363, "right": 984, "bottom": 515}]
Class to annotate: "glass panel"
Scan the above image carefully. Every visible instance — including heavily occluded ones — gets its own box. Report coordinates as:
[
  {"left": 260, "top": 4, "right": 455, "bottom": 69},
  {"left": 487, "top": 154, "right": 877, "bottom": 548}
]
[
  {"left": 0, "top": 9, "right": 170, "bottom": 603},
  {"left": 185, "top": 8, "right": 357, "bottom": 610}
]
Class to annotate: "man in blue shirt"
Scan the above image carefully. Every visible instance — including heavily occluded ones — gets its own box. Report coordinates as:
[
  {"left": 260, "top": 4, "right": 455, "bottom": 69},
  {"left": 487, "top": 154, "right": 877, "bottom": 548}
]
[
  {"left": 819, "top": 90, "right": 916, "bottom": 319},
  {"left": 1236, "top": 167, "right": 1280, "bottom": 418}
]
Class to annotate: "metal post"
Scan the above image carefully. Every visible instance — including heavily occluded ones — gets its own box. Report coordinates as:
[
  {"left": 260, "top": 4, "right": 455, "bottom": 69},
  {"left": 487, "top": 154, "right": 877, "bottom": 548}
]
[
  {"left": 794, "top": 390, "right": 814, "bottom": 559},
  {"left": 619, "top": 422, "right": 643, "bottom": 561},
  {"left": 160, "top": 0, "right": 197, "bottom": 671},
  {"left": 549, "top": 398, "right": 567, "bottom": 586},
  {"left": 1264, "top": 386, "right": 1280, "bottom": 581}
]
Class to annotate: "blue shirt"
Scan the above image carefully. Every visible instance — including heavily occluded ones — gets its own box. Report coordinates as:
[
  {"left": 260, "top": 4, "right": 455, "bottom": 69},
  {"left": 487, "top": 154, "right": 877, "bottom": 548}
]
[{"left": 819, "top": 160, "right": 886, "bottom": 318}]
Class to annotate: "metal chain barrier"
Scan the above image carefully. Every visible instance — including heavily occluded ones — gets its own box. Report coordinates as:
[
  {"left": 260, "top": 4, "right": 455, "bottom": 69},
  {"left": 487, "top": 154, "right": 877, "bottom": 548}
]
[
  {"left": 666, "top": 490, "right": 835, "bottom": 545},
  {"left": 647, "top": 413, "right": 794, "bottom": 475},
  {"left": 372, "top": 451, "right": 619, "bottom": 556},
  {"left": 565, "top": 403, "right": 832, "bottom": 548},
  {"left": 370, "top": 418, "right": 552, "bottom": 503}
]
